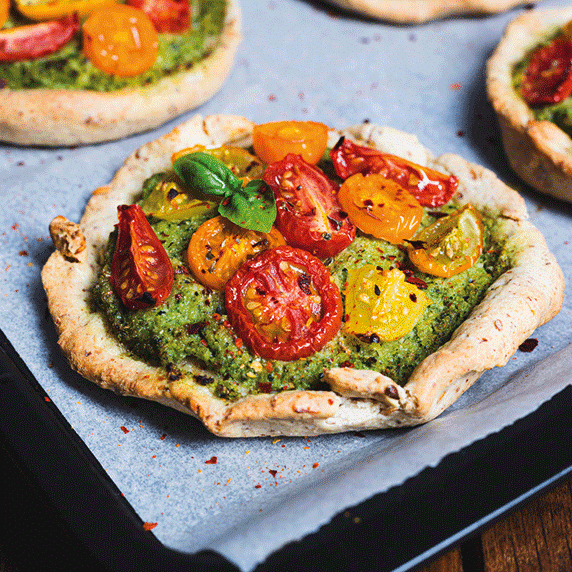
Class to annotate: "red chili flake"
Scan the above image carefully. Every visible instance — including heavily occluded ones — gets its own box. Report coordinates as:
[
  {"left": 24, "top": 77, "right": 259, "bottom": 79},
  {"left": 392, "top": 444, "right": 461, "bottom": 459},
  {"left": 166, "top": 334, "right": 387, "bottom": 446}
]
[
  {"left": 235, "top": 338, "right": 243, "bottom": 349},
  {"left": 186, "top": 321, "right": 208, "bottom": 335},
  {"left": 255, "top": 484, "right": 262, "bottom": 489},
  {"left": 44, "top": 396, "right": 51, "bottom": 402},
  {"left": 312, "top": 463, "right": 319, "bottom": 469},
  {"left": 339, "top": 360, "right": 354, "bottom": 368},
  {"left": 143, "top": 522, "right": 158, "bottom": 531},
  {"left": 120, "top": 426, "right": 129, "bottom": 434},
  {"left": 18, "top": 250, "right": 28, "bottom": 256},
  {"left": 268, "top": 469, "right": 278, "bottom": 478},
  {"left": 519, "top": 338, "right": 538, "bottom": 352},
  {"left": 405, "top": 275, "right": 428, "bottom": 289},
  {"left": 451, "top": 83, "right": 462, "bottom": 90},
  {"left": 265, "top": 362, "right": 274, "bottom": 373},
  {"left": 160, "top": 433, "right": 167, "bottom": 440},
  {"left": 205, "top": 456, "right": 218, "bottom": 464},
  {"left": 268, "top": 94, "right": 276, "bottom": 101}
]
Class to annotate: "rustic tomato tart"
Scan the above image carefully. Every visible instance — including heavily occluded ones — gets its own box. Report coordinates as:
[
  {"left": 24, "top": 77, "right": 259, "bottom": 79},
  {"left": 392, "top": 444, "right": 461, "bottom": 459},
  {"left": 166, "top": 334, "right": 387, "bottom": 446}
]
[
  {"left": 487, "top": 6, "right": 572, "bottom": 203},
  {"left": 324, "top": 0, "right": 539, "bottom": 24},
  {"left": 0, "top": 0, "right": 240, "bottom": 146},
  {"left": 41, "top": 115, "right": 564, "bottom": 437}
]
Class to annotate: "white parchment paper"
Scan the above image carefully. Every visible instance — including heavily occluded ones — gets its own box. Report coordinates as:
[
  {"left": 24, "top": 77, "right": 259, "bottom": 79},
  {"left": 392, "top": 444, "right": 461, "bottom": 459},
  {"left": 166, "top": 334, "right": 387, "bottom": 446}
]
[{"left": 1, "top": 0, "right": 571, "bottom": 570}]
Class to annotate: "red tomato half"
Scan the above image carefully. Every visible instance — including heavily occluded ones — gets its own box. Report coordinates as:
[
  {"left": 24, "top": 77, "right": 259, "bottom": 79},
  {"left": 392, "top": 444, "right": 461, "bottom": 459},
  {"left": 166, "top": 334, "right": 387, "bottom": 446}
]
[
  {"left": 330, "top": 137, "right": 458, "bottom": 208},
  {"left": 127, "top": 0, "right": 189, "bottom": 33},
  {"left": 521, "top": 37, "right": 572, "bottom": 106},
  {"left": 263, "top": 154, "right": 356, "bottom": 259},
  {"left": 0, "top": 14, "right": 79, "bottom": 62},
  {"left": 225, "top": 246, "right": 343, "bottom": 361},
  {"left": 111, "top": 204, "right": 174, "bottom": 310}
]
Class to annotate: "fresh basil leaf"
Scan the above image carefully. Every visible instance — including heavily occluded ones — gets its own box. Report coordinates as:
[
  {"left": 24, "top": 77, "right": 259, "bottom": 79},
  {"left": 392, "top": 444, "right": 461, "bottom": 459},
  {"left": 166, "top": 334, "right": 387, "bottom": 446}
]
[
  {"left": 218, "top": 180, "right": 276, "bottom": 233},
  {"left": 173, "top": 152, "right": 241, "bottom": 197}
]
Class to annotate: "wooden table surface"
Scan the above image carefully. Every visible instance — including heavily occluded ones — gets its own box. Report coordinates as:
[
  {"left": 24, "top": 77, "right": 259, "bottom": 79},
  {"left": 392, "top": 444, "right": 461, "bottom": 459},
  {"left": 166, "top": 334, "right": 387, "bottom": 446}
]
[{"left": 2, "top": 434, "right": 571, "bottom": 572}]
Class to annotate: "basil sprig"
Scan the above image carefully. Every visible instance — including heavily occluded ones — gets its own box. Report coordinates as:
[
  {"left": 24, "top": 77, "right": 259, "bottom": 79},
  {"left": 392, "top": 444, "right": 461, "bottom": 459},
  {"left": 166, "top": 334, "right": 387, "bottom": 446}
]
[{"left": 173, "top": 152, "right": 276, "bottom": 233}]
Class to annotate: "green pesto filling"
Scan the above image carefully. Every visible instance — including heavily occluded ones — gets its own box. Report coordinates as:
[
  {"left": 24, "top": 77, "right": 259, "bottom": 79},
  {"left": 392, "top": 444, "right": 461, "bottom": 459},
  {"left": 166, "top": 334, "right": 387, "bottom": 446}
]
[
  {"left": 512, "top": 26, "right": 572, "bottom": 138},
  {"left": 0, "top": 0, "right": 226, "bottom": 91},
  {"left": 91, "top": 171, "right": 511, "bottom": 403}
]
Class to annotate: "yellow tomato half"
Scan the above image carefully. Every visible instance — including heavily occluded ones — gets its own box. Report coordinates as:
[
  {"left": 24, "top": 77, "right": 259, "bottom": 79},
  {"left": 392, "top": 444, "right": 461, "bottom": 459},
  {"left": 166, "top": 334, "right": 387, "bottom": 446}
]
[
  {"left": 408, "top": 204, "right": 484, "bottom": 278},
  {"left": 172, "top": 145, "right": 265, "bottom": 184},
  {"left": 140, "top": 174, "right": 217, "bottom": 221},
  {"left": 344, "top": 266, "right": 431, "bottom": 342}
]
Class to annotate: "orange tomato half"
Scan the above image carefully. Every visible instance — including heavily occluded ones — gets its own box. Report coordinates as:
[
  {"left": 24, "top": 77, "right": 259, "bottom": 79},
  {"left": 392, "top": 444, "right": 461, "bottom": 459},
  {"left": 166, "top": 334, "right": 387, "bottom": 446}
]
[
  {"left": 337, "top": 173, "right": 423, "bottom": 244},
  {"left": 187, "top": 216, "right": 286, "bottom": 291},
  {"left": 83, "top": 5, "right": 158, "bottom": 77},
  {"left": 252, "top": 121, "right": 329, "bottom": 165}
]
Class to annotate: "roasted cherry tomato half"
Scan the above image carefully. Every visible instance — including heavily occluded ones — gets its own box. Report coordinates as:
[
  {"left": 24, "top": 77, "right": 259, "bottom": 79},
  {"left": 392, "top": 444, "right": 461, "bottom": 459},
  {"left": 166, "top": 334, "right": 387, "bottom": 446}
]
[
  {"left": 127, "top": 0, "right": 189, "bottom": 33},
  {"left": 0, "top": 14, "right": 79, "bottom": 62},
  {"left": 263, "top": 154, "right": 355, "bottom": 259},
  {"left": 337, "top": 173, "right": 423, "bottom": 244},
  {"left": 225, "top": 246, "right": 343, "bottom": 361},
  {"left": 187, "top": 215, "right": 286, "bottom": 291},
  {"left": 141, "top": 173, "right": 216, "bottom": 221},
  {"left": 83, "top": 5, "right": 158, "bottom": 77},
  {"left": 172, "top": 145, "right": 265, "bottom": 185},
  {"left": 407, "top": 204, "right": 484, "bottom": 278},
  {"left": 14, "top": 0, "right": 118, "bottom": 21},
  {"left": 111, "top": 204, "right": 174, "bottom": 310},
  {"left": 253, "top": 121, "right": 329, "bottom": 165},
  {"left": 344, "top": 267, "right": 431, "bottom": 342},
  {"left": 330, "top": 138, "right": 457, "bottom": 208},
  {"left": 520, "top": 36, "right": 572, "bottom": 106}
]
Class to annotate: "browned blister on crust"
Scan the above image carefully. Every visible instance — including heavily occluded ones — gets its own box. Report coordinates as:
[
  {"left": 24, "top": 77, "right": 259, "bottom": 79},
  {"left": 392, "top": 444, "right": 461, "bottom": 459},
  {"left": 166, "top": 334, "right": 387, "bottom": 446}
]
[
  {"left": 326, "top": 0, "right": 539, "bottom": 24},
  {"left": 0, "top": 1, "right": 241, "bottom": 147},
  {"left": 487, "top": 6, "right": 572, "bottom": 203},
  {"left": 41, "top": 115, "right": 564, "bottom": 437}
]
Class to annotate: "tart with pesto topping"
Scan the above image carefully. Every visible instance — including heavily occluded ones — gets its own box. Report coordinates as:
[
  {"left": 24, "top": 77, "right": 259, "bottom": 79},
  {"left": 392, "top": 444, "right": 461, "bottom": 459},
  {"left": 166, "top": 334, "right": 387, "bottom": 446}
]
[
  {"left": 487, "top": 6, "right": 572, "bottom": 203},
  {"left": 41, "top": 114, "right": 563, "bottom": 437},
  {"left": 324, "top": 0, "right": 539, "bottom": 24},
  {"left": 0, "top": 0, "right": 240, "bottom": 146}
]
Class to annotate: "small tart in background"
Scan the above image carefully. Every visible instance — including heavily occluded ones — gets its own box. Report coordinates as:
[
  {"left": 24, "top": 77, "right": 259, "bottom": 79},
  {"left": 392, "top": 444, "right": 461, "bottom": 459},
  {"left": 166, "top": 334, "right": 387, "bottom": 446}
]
[
  {"left": 487, "top": 6, "right": 572, "bottom": 203},
  {"left": 325, "top": 0, "right": 540, "bottom": 24}
]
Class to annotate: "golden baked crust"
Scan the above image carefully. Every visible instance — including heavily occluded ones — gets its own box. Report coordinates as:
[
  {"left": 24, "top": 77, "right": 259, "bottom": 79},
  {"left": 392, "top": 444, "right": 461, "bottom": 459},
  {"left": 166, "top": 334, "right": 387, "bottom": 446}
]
[
  {"left": 487, "top": 7, "right": 572, "bottom": 203},
  {"left": 41, "top": 114, "right": 564, "bottom": 437},
  {"left": 0, "top": 1, "right": 241, "bottom": 147},
  {"left": 325, "top": 0, "right": 539, "bottom": 24}
]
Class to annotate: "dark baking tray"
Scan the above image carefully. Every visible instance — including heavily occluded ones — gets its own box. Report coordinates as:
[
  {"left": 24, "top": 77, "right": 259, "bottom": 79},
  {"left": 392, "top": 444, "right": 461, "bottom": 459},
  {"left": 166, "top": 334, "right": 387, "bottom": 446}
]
[{"left": 1, "top": 327, "right": 571, "bottom": 572}]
